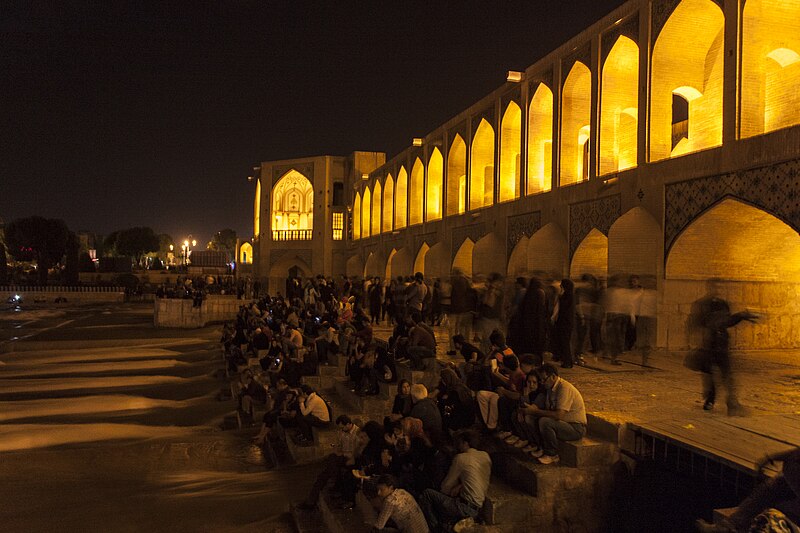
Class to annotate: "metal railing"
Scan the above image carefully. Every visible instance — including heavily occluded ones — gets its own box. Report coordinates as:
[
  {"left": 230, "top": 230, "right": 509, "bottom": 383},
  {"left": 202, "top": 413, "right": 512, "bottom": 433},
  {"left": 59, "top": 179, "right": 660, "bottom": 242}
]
[{"left": 272, "top": 229, "right": 313, "bottom": 241}]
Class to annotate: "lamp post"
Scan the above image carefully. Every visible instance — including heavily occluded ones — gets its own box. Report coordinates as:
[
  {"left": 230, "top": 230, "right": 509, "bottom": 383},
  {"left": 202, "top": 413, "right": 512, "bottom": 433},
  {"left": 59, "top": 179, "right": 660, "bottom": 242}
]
[{"left": 182, "top": 237, "right": 196, "bottom": 266}]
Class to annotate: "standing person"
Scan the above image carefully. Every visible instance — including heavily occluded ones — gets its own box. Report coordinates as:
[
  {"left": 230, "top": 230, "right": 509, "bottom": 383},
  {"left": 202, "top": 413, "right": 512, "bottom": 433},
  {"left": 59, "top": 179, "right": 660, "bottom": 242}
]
[
  {"left": 368, "top": 276, "right": 383, "bottom": 325},
  {"left": 574, "top": 274, "right": 602, "bottom": 361},
  {"left": 509, "top": 277, "right": 547, "bottom": 358},
  {"left": 419, "top": 430, "right": 491, "bottom": 532},
  {"left": 476, "top": 273, "right": 504, "bottom": 356},
  {"left": 449, "top": 269, "right": 474, "bottom": 349},
  {"left": 551, "top": 279, "right": 577, "bottom": 368},
  {"left": 370, "top": 474, "right": 430, "bottom": 533},
  {"left": 690, "top": 279, "right": 759, "bottom": 415},
  {"left": 406, "top": 272, "right": 428, "bottom": 317},
  {"left": 603, "top": 275, "right": 631, "bottom": 366}
]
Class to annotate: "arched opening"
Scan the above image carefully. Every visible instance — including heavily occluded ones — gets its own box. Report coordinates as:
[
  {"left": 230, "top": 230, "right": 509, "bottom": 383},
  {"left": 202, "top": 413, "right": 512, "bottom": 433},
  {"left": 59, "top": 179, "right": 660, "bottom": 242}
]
[
  {"left": 499, "top": 102, "right": 522, "bottom": 202},
  {"left": 346, "top": 255, "right": 365, "bottom": 278},
  {"left": 425, "top": 242, "right": 450, "bottom": 280},
  {"left": 271, "top": 170, "right": 314, "bottom": 240},
  {"left": 741, "top": 0, "right": 800, "bottom": 137},
  {"left": 608, "top": 207, "right": 661, "bottom": 278},
  {"left": 254, "top": 179, "right": 262, "bottom": 238},
  {"left": 372, "top": 181, "right": 382, "bottom": 235},
  {"left": 650, "top": 0, "right": 724, "bottom": 161},
  {"left": 395, "top": 166, "right": 408, "bottom": 229},
  {"left": 365, "top": 251, "right": 385, "bottom": 278},
  {"left": 414, "top": 243, "right": 430, "bottom": 275},
  {"left": 353, "top": 191, "right": 361, "bottom": 240},
  {"left": 570, "top": 229, "right": 608, "bottom": 279},
  {"left": 268, "top": 254, "right": 312, "bottom": 296},
  {"left": 361, "top": 187, "right": 372, "bottom": 238},
  {"left": 384, "top": 249, "right": 396, "bottom": 279},
  {"left": 473, "top": 232, "right": 506, "bottom": 277},
  {"left": 427, "top": 148, "right": 443, "bottom": 221},
  {"left": 664, "top": 198, "right": 800, "bottom": 350},
  {"left": 470, "top": 119, "right": 495, "bottom": 210},
  {"left": 527, "top": 223, "right": 569, "bottom": 277},
  {"left": 600, "top": 36, "right": 639, "bottom": 175},
  {"left": 527, "top": 84, "right": 554, "bottom": 195},
  {"left": 410, "top": 158, "right": 425, "bottom": 225},
  {"left": 239, "top": 242, "right": 253, "bottom": 264},
  {"left": 383, "top": 174, "right": 394, "bottom": 233},
  {"left": 561, "top": 62, "right": 592, "bottom": 186},
  {"left": 507, "top": 236, "right": 529, "bottom": 277},
  {"left": 447, "top": 135, "right": 467, "bottom": 216},
  {"left": 388, "top": 247, "right": 414, "bottom": 279},
  {"left": 452, "top": 239, "right": 475, "bottom": 278}
]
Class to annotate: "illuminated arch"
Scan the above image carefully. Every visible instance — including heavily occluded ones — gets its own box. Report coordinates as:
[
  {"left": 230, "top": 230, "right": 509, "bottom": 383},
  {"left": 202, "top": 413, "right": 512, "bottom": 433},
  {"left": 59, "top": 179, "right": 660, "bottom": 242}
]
[
  {"left": 426, "top": 149, "right": 443, "bottom": 221},
  {"left": 527, "top": 84, "right": 554, "bottom": 195},
  {"left": 271, "top": 170, "right": 314, "bottom": 239},
  {"left": 254, "top": 179, "right": 262, "bottom": 238},
  {"left": 650, "top": 0, "right": 724, "bottom": 161},
  {"left": 384, "top": 249, "right": 396, "bottom": 279},
  {"left": 452, "top": 238, "right": 475, "bottom": 278},
  {"left": 473, "top": 232, "right": 505, "bottom": 277},
  {"left": 383, "top": 174, "right": 394, "bottom": 233},
  {"left": 388, "top": 247, "right": 414, "bottom": 279},
  {"left": 507, "top": 236, "right": 529, "bottom": 277},
  {"left": 346, "top": 255, "right": 365, "bottom": 277},
  {"left": 560, "top": 62, "right": 592, "bottom": 186},
  {"left": 425, "top": 242, "right": 450, "bottom": 280},
  {"left": 239, "top": 242, "right": 253, "bottom": 264},
  {"left": 410, "top": 158, "right": 424, "bottom": 225},
  {"left": 414, "top": 242, "right": 430, "bottom": 275},
  {"left": 372, "top": 181, "right": 382, "bottom": 235},
  {"left": 608, "top": 207, "right": 660, "bottom": 277},
  {"left": 395, "top": 166, "right": 408, "bottom": 229},
  {"left": 600, "top": 36, "right": 639, "bottom": 175},
  {"left": 470, "top": 119, "right": 495, "bottom": 210},
  {"left": 741, "top": 0, "right": 800, "bottom": 137},
  {"left": 447, "top": 135, "right": 467, "bottom": 216},
  {"left": 499, "top": 101, "right": 521, "bottom": 202},
  {"left": 361, "top": 187, "right": 371, "bottom": 238},
  {"left": 527, "top": 223, "right": 568, "bottom": 277},
  {"left": 570, "top": 229, "right": 608, "bottom": 279},
  {"left": 365, "top": 251, "right": 385, "bottom": 278},
  {"left": 353, "top": 191, "right": 361, "bottom": 240}
]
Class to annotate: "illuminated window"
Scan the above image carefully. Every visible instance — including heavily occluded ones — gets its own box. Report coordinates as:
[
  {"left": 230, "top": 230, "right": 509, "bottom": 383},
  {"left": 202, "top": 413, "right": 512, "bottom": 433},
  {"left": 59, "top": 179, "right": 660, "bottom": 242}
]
[
  {"left": 271, "top": 170, "right": 313, "bottom": 241},
  {"left": 410, "top": 158, "right": 424, "bottom": 225},
  {"left": 470, "top": 119, "right": 495, "bottom": 210},
  {"left": 499, "top": 102, "right": 521, "bottom": 202},
  {"left": 332, "top": 212, "right": 343, "bottom": 240},
  {"left": 447, "top": 135, "right": 467, "bottom": 216},
  {"left": 527, "top": 84, "right": 553, "bottom": 195},
  {"left": 426, "top": 149, "right": 443, "bottom": 221},
  {"left": 561, "top": 62, "right": 592, "bottom": 186},
  {"left": 599, "top": 35, "right": 639, "bottom": 175}
]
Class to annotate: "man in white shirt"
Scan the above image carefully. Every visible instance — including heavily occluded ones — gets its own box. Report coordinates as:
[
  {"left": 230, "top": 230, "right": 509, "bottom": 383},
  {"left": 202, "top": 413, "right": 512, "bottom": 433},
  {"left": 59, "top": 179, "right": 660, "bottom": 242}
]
[
  {"left": 419, "top": 430, "right": 491, "bottom": 531},
  {"left": 298, "top": 415, "right": 359, "bottom": 510},
  {"left": 296, "top": 385, "right": 330, "bottom": 444},
  {"left": 370, "top": 474, "right": 429, "bottom": 533}
]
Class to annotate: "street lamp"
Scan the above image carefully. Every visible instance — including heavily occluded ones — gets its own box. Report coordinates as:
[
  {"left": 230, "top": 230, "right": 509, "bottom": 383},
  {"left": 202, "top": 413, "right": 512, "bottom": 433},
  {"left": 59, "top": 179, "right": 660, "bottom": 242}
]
[{"left": 182, "top": 237, "right": 197, "bottom": 266}]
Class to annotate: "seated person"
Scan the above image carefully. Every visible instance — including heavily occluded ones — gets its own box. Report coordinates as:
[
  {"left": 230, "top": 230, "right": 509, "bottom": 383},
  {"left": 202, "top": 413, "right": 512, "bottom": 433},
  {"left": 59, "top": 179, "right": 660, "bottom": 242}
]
[
  {"left": 437, "top": 369, "right": 475, "bottom": 432},
  {"left": 386, "top": 379, "right": 413, "bottom": 425},
  {"left": 476, "top": 354, "right": 525, "bottom": 436},
  {"left": 239, "top": 372, "right": 269, "bottom": 423},
  {"left": 696, "top": 447, "right": 800, "bottom": 532},
  {"left": 522, "top": 363, "right": 587, "bottom": 465},
  {"left": 253, "top": 378, "right": 290, "bottom": 446},
  {"left": 419, "top": 430, "right": 491, "bottom": 532},
  {"left": 369, "top": 474, "right": 430, "bottom": 533},
  {"left": 400, "top": 313, "right": 437, "bottom": 370},
  {"left": 295, "top": 385, "right": 331, "bottom": 445},
  {"left": 409, "top": 384, "right": 442, "bottom": 434},
  {"left": 507, "top": 368, "right": 548, "bottom": 455}
]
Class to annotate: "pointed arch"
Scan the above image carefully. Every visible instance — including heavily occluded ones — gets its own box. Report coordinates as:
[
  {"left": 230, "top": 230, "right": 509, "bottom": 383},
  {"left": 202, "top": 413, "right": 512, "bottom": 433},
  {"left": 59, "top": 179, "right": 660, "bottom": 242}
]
[
  {"left": 470, "top": 119, "right": 495, "bottom": 210},
  {"left": 254, "top": 179, "right": 262, "bottom": 238},
  {"left": 388, "top": 247, "right": 414, "bottom": 279},
  {"left": 414, "top": 243, "right": 431, "bottom": 275},
  {"left": 608, "top": 207, "right": 661, "bottom": 278},
  {"left": 383, "top": 174, "right": 394, "bottom": 233},
  {"left": 452, "top": 238, "right": 475, "bottom": 278},
  {"left": 527, "top": 223, "right": 569, "bottom": 277},
  {"left": 372, "top": 181, "right": 382, "bottom": 235},
  {"left": 353, "top": 191, "right": 361, "bottom": 240},
  {"left": 365, "top": 251, "right": 385, "bottom": 278},
  {"left": 650, "top": 0, "right": 724, "bottom": 161},
  {"left": 570, "top": 229, "right": 608, "bottom": 279},
  {"left": 384, "top": 249, "right": 397, "bottom": 279},
  {"left": 528, "top": 84, "right": 554, "bottom": 195},
  {"left": 473, "top": 232, "right": 506, "bottom": 277},
  {"left": 239, "top": 242, "right": 253, "bottom": 264},
  {"left": 362, "top": 187, "right": 372, "bottom": 238},
  {"left": 395, "top": 167, "right": 408, "bottom": 229},
  {"left": 447, "top": 135, "right": 467, "bottom": 216},
  {"left": 410, "top": 158, "right": 425, "bottom": 225},
  {"left": 507, "top": 236, "right": 529, "bottom": 277},
  {"left": 271, "top": 170, "right": 314, "bottom": 239},
  {"left": 346, "top": 255, "right": 365, "bottom": 278},
  {"left": 600, "top": 36, "right": 639, "bottom": 175},
  {"left": 499, "top": 101, "right": 522, "bottom": 202},
  {"left": 561, "top": 62, "right": 592, "bottom": 186},
  {"left": 741, "top": 0, "right": 800, "bottom": 137},
  {"left": 427, "top": 149, "right": 443, "bottom": 221},
  {"left": 425, "top": 242, "right": 450, "bottom": 280}
]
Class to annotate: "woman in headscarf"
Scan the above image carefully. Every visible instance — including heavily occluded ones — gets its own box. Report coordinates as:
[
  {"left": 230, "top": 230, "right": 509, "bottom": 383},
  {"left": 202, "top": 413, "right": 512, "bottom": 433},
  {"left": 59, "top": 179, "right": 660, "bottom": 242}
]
[
  {"left": 509, "top": 277, "right": 547, "bottom": 357},
  {"left": 551, "top": 278, "right": 577, "bottom": 368},
  {"left": 437, "top": 368, "right": 476, "bottom": 431}
]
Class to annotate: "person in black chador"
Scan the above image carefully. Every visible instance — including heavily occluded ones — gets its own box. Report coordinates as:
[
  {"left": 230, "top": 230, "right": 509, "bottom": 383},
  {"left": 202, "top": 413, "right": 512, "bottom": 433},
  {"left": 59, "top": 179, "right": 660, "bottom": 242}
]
[{"left": 689, "top": 279, "right": 759, "bottom": 415}]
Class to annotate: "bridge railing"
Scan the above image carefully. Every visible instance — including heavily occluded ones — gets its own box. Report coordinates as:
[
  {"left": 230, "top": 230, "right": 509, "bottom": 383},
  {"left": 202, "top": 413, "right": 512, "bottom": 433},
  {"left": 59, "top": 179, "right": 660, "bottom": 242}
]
[{"left": 272, "top": 229, "right": 313, "bottom": 241}]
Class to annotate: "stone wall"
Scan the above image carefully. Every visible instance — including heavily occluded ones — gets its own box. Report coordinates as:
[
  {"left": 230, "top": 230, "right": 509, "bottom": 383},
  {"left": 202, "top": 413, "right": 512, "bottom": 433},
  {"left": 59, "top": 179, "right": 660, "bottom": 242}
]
[
  {"left": 660, "top": 280, "right": 800, "bottom": 350},
  {"left": 0, "top": 286, "right": 124, "bottom": 304},
  {"left": 154, "top": 295, "right": 241, "bottom": 328}
]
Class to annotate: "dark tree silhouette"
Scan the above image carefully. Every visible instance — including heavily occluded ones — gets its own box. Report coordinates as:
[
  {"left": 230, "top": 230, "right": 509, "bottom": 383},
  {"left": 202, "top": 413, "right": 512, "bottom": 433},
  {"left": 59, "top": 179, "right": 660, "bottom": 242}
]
[
  {"left": 105, "top": 227, "right": 160, "bottom": 266},
  {"left": 208, "top": 228, "right": 237, "bottom": 252},
  {"left": 0, "top": 242, "right": 8, "bottom": 284},
  {"left": 4, "top": 216, "right": 70, "bottom": 285}
]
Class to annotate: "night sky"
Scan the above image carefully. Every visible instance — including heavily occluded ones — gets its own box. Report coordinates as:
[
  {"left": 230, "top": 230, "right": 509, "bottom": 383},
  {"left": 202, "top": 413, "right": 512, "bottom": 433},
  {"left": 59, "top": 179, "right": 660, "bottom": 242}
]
[{"left": 1, "top": 1, "right": 624, "bottom": 246}]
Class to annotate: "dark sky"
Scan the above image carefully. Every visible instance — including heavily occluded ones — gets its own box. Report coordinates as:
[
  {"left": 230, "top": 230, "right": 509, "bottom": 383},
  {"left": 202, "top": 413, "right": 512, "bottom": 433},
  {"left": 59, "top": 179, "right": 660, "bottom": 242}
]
[{"left": 1, "top": 0, "right": 624, "bottom": 246}]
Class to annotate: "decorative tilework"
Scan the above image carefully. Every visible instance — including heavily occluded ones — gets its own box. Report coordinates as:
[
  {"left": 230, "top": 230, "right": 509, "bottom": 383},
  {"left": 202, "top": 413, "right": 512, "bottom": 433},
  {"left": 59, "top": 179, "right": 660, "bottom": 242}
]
[
  {"left": 415, "top": 233, "right": 439, "bottom": 252},
  {"left": 569, "top": 195, "right": 622, "bottom": 257},
  {"left": 601, "top": 17, "right": 639, "bottom": 64},
  {"left": 664, "top": 159, "right": 800, "bottom": 253},
  {"left": 272, "top": 163, "right": 314, "bottom": 186},
  {"left": 507, "top": 212, "right": 542, "bottom": 259},
  {"left": 451, "top": 223, "right": 486, "bottom": 260},
  {"left": 562, "top": 44, "right": 592, "bottom": 83}
]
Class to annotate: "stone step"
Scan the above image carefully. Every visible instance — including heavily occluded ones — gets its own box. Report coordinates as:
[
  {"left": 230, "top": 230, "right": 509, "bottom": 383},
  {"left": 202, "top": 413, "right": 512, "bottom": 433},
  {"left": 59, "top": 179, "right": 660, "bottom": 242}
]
[
  {"left": 283, "top": 423, "right": 340, "bottom": 464},
  {"left": 395, "top": 363, "right": 439, "bottom": 390},
  {"left": 318, "top": 490, "right": 371, "bottom": 533},
  {"left": 713, "top": 507, "right": 737, "bottom": 525},
  {"left": 333, "top": 378, "right": 393, "bottom": 418},
  {"left": 320, "top": 364, "right": 347, "bottom": 377},
  {"left": 289, "top": 503, "right": 325, "bottom": 533},
  {"left": 559, "top": 437, "right": 619, "bottom": 468}
]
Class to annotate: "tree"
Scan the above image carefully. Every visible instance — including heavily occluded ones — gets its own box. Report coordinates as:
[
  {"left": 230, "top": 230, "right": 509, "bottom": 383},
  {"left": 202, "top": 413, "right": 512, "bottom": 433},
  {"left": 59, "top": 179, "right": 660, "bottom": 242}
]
[
  {"left": 106, "top": 227, "right": 160, "bottom": 267},
  {"left": 64, "top": 231, "right": 80, "bottom": 284},
  {"left": 207, "top": 228, "right": 237, "bottom": 253},
  {"left": 4, "top": 216, "right": 70, "bottom": 285},
  {"left": 0, "top": 242, "right": 8, "bottom": 284}
]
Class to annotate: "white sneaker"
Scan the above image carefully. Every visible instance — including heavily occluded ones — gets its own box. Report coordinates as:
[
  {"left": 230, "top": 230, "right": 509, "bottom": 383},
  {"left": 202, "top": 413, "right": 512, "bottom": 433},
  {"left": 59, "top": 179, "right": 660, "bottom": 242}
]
[
  {"left": 504, "top": 435, "right": 519, "bottom": 444},
  {"left": 538, "top": 454, "right": 560, "bottom": 465},
  {"left": 513, "top": 439, "right": 528, "bottom": 448},
  {"left": 529, "top": 447, "right": 544, "bottom": 458}
]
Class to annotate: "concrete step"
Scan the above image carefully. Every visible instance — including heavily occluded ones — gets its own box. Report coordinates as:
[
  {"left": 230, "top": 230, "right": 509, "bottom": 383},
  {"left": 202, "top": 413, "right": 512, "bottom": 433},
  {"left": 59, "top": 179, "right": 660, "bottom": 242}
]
[
  {"left": 290, "top": 503, "right": 325, "bottom": 533},
  {"left": 320, "top": 363, "right": 347, "bottom": 377},
  {"left": 318, "top": 490, "right": 371, "bottom": 533},
  {"left": 559, "top": 437, "right": 619, "bottom": 468},
  {"left": 713, "top": 507, "right": 737, "bottom": 525},
  {"left": 395, "top": 363, "right": 439, "bottom": 390},
  {"left": 333, "top": 378, "right": 393, "bottom": 419},
  {"left": 283, "top": 424, "right": 340, "bottom": 464}
]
